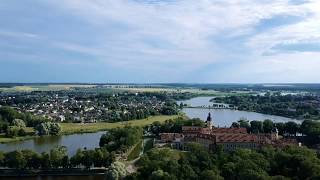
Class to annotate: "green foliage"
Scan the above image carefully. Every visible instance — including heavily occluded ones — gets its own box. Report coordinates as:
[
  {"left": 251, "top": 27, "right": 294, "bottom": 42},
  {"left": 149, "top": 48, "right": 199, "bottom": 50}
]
[
  {"left": 0, "top": 146, "right": 115, "bottom": 170},
  {"left": 50, "top": 146, "right": 68, "bottom": 168},
  {"left": 0, "top": 106, "right": 47, "bottom": 128},
  {"left": 12, "top": 119, "right": 26, "bottom": 128},
  {"left": 263, "top": 119, "right": 274, "bottom": 133},
  {"left": 99, "top": 126, "right": 143, "bottom": 152},
  {"left": 105, "top": 161, "right": 127, "bottom": 180},
  {"left": 35, "top": 122, "right": 61, "bottom": 136},
  {"left": 4, "top": 151, "right": 27, "bottom": 169},
  {"left": 214, "top": 94, "right": 320, "bottom": 119},
  {"left": 147, "top": 117, "right": 205, "bottom": 136},
  {"left": 250, "top": 120, "right": 263, "bottom": 133},
  {"left": 130, "top": 145, "right": 320, "bottom": 180},
  {"left": 127, "top": 140, "right": 143, "bottom": 161}
]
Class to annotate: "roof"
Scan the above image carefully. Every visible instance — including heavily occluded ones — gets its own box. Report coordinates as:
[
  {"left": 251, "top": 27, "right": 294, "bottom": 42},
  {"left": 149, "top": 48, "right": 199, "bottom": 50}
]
[
  {"left": 160, "top": 133, "right": 184, "bottom": 142},
  {"left": 212, "top": 127, "right": 247, "bottom": 134},
  {"left": 215, "top": 133, "right": 259, "bottom": 143}
]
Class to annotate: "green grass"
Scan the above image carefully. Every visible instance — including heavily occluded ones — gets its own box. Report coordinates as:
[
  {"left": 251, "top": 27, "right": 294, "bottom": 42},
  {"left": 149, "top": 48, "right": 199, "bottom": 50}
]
[
  {"left": 60, "top": 115, "right": 178, "bottom": 134},
  {"left": 127, "top": 140, "right": 143, "bottom": 161},
  {"left": 0, "top": 135, "right": 35, "bottom": 143}
]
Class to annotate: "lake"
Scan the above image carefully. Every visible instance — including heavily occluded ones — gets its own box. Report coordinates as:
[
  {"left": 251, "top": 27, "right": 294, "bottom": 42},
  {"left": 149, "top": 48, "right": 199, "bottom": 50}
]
[
  {"left": 0, "top": 131, "right": 106, "bottom": 156},
  {"left": 177, "top": 96, "right": 299, "bottom": 127}
]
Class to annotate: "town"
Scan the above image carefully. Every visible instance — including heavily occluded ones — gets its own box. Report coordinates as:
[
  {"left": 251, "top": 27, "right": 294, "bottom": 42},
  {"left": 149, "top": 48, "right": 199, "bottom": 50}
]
[{"left": 0, "top": 90, "right": 179, "bottom": 123}]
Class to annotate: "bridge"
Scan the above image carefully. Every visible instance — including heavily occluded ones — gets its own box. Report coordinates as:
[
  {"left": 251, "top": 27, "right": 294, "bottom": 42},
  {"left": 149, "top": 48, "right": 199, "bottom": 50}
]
[{"left": 185, "top": 105, "right": 237, "bottom": 110}]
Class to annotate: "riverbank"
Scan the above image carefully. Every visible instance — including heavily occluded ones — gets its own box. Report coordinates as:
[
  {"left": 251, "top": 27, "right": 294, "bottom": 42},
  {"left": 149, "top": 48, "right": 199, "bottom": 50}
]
[{"left": 0, "top": 115, "right": 179, "bottom": 143}]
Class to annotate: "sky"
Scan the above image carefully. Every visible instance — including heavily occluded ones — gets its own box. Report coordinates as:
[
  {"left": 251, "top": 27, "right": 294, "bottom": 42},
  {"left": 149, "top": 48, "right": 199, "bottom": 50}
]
[{"left": 0, "top": 0, "right": 320, "bottom": 83}]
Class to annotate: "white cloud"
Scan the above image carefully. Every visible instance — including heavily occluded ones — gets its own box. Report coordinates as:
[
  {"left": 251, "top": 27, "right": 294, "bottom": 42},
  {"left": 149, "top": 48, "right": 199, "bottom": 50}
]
[{"left": 3, "top": 0, "right": 319, "bottom": 82}]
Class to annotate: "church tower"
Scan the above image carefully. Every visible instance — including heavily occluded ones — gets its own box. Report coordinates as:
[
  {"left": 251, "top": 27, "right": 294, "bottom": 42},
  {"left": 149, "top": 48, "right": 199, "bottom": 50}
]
[{"left": 206, "top": 112, "right": 213, "bottom": 129}]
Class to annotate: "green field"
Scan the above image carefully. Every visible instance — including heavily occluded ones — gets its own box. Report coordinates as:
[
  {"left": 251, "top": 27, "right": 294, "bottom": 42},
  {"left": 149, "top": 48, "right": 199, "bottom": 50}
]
[
  {"left": 112, "top": 87, "right": 253, "bottom": 96},
  {"left": 60, "top": 115, "right": 179, "bottom": 134},
  {"left": 0, "top": 115, "right": 178, "bottom": 143}
]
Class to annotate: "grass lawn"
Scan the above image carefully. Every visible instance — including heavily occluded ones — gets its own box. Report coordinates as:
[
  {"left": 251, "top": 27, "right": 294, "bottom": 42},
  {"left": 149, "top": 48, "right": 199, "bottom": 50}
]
[{"left": 60, "top": 115, "right": 179, "bottom": 134}]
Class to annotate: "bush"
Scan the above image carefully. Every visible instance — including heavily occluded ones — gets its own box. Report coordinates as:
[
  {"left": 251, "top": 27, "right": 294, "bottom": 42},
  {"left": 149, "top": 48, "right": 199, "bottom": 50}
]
[{"left": 12, "top": 119, "right": 26, "bottom": 128}]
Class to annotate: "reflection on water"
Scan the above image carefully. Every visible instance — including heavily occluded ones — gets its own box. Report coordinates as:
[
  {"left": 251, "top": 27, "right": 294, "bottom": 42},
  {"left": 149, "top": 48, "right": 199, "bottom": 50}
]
[
  {"left": 178, "top": 97, "right": 298, "bottom": 127},
  {"left": 34, "top": 135, "right": 61, "bottom": 146},
  {"left": 0, "top": 131, "right": 106, "bottom": 156}
]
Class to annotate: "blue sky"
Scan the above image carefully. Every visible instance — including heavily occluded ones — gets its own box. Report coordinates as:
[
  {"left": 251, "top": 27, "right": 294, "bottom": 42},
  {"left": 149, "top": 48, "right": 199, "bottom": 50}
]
[{"left": 0, "top": 0, "right": 320, "bottom": 83}]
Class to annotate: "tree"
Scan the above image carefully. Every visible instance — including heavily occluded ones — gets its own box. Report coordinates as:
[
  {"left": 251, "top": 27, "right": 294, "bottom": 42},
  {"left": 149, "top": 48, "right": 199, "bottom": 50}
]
[
  {"left": 82, "top": 149, "right": 94, "bottom": 169},
  {"left": 250, "top": 121, "right": 263, "bottom": 133},
  {"left": 4, "top": 151, "right": 27, "bottom": 169},
  {"left": 50, "top": 146, "right": 68, "bottom": 168},
  {"left": 12, "top": 119, "right": 26, "bottom": 128},
  {"left": 231, "top": 122, "right": 240, "bottom": 128},
  {"left": 105, "top": 161, "right": 127, "bottom": 180},
  {"left": 35, "top": 122, "right": 61, "bottom": 136},
  {"left": 238, "top": 119, "right": 250, "bottom": 130},
  {"left": 263, "top": 119, "right": 274, "bottom": 133},
  {"left": 40, "top": 152, "right": 50, "bottom": 169},
  {"left": 5, "top": 126, "right": 20, "bottom": 137},
  {"left": 22, "top": 149, "right": 41, "bottom": 169},
  {"left": 150, "top": 169, "right": 174, "bottom": 180},
  {"left": 93, "top": 148, "right": 109, "bottom": 167},
  {"left": 301, "top": 120, "right": 320, "bottom": 137},
  {"left": 70, "top": 149, "right": 83, "bottom": 168},
  {"left": 0, "top": 151, "right": 4, "bottom": 167},
  {"left": 35, "top": 122, "right": 50, "bottom": 135},
  {"left": 50, "top": 123, "right": 61, "bottom": 135},
  {"left": 200, "top": 169, "right": 224, "bottom": 180},
  {"left": 285, "top": 121, "right": 299, "bottom": 136}
]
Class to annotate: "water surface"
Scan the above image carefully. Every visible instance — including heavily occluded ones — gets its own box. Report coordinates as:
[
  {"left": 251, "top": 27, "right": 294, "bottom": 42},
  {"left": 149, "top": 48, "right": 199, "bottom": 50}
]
[
  {"left": 178, "top": 96, "right": 298, "bottom": 127},
  {"left": 0, "top": 131, "right": 106, "bottom": 156}
]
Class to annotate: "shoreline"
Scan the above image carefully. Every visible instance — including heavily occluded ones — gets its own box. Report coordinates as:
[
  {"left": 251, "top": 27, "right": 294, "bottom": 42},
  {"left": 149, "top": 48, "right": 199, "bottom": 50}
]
[{"left": 0, "top": 115, "right": 179, "bottom": 144}]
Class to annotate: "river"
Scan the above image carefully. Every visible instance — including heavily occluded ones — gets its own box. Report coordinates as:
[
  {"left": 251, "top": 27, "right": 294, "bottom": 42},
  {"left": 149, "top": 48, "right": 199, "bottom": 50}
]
[
  {"left": 177, "top": 96, "right": 298, "bottom": 127},
  {"left": 0, "top": 131, "right": 106, "bottom": 156}
]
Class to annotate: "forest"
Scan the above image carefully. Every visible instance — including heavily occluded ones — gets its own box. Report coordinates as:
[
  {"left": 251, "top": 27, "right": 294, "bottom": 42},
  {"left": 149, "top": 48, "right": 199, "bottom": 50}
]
[
  {"left": 127, "top": 144, "right": 320, "bottom": 180},
  {"left": 214, "top": 93, "right": 320, "bottom": 119}
]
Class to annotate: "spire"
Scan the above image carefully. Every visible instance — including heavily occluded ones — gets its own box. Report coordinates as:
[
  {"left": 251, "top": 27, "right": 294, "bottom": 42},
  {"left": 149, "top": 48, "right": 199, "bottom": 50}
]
[
  {"left": 207, "top": 112, "right": 212, "bottom": 122},
  {"left": 206, "top": 112, "right": 213, "bottom": 129}
]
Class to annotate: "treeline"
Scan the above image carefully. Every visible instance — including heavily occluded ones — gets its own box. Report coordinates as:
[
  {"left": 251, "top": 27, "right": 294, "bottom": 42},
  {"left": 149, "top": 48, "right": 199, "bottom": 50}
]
[
  {"left": 146, "top": 117, "right": 205, "bottom": 136},
  {"left": 233, "top": 119, "right": 320, "bottom": 145},
  {"left": 0, "top": 146, "right": 115, "bottom": 170},
  {"left": 127, "top": 144, "right": 320, "bottom": 180},
  {"left": 0, "top": 106, "right": 61, "bottom": 137},
  {"left": 214, "top": 94, "right": 320, "bottom": 119}
]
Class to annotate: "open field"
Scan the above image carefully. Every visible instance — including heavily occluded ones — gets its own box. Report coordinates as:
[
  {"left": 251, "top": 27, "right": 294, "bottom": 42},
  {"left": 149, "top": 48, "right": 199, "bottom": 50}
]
[
  {"left": 111, "top": 87, "right": 254, "bottom": 96},
  {"left": 60, "top": 115, "right": 179, "bottom": 134},
  {"left": 0, "top": 115, "right": 178, "bottom": 143},
  {"left": 0, "top": 84, "right": 255, "bottom": 97},
  {"left": 0, "top": 85, "right": 97, "bottom": 92}
]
